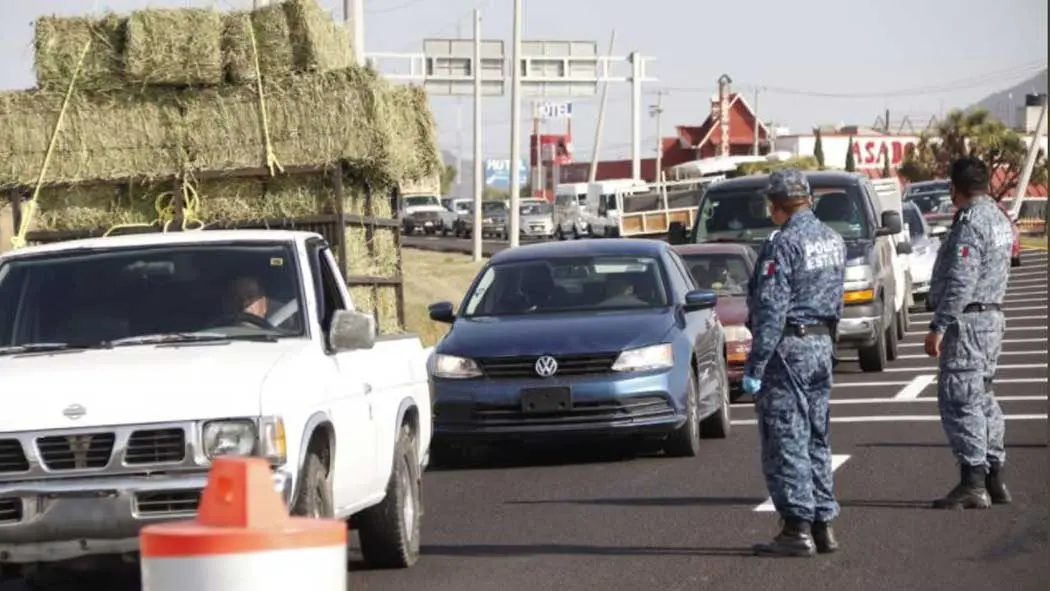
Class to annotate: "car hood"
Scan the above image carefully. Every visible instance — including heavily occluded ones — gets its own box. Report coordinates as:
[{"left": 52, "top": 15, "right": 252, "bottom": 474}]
[
  {"left": 405, "top": 205, "right": 445, "bottom": 214},
  {"left": 439, "top": 308, "right": 676, "bottom": 358},
  {"left": 0, "top": 340, "right": 310, "bottom": 432},
  {"left": 715, "top": 295, "right": 748, "bottom": 326},
  {"left": 522, "top": 214, "right": 553, "bottom": 223}
]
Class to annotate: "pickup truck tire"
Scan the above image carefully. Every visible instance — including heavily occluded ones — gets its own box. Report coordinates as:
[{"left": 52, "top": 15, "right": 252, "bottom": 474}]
[
  {"left": 663, "top": 370, "right": 702, "bottom": 457},
  {"left": 858, "top": 318, "right": 888, "bottom": 372},
  {"left": 896, "top": 305, "right": 909, "bottom": 340},
  {"left": 358, "top": 424, "right": 422, "bottom": 569},
  {"left": 885, "top": 317, "right": 899, "bottom": 361},
  {"left": 291, "top": 452, "right": 333, "bottom": 519}
]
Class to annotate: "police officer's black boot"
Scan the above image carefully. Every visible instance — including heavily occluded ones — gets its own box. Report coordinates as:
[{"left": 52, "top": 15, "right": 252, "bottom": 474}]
[
  {"left": 932, "top": 464, "right": 992, "bottom": 509},
  {"left": 753, "top": 518, "right": 816, "bottom": 557},
  {"left": 986, "top": 460, "right": 1012, "bottom": 505},
  {"left": 812, "top": 521, "right": 839, "bottom": 554}
]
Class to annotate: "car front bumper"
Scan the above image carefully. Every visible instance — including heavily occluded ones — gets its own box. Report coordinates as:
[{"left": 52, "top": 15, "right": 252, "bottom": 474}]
[
  {"left": 432, "top": 369, "right": 687, "bottom": 442},
  {"left": 0, "top": 470, "right": 292, "bottom": 563}
]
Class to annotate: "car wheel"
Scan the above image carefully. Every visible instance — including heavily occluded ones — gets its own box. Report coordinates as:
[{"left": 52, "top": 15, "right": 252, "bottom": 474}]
[
  {"left": 290, "top": 451, "right": 333, "bottom": 518},
  {"left": 358, "top": 424, "right": 422, "bottom": 569},
  {"left": 572, "top": 226, "right": 581, "bottom": 240},
  {"left": 664, "top": 369, "right": 702, "bottom": 457},
  {"left": 1011, "top": 255, "right": 1022, "bottom": 268},
  {"left": 858, "top": 313, "right": 888, "bottom": 372},
  {"left": 896, "top": 304, "right": 909, "bottom": 340},
  {"left": 700, "top": 361, "right": 731, "bottom": 439},
  {"left": 554, "top": 226, "right": 564, "bottom": 240},
  {"left": 885, "top": 307, "right": 899, "bottom": 361}
]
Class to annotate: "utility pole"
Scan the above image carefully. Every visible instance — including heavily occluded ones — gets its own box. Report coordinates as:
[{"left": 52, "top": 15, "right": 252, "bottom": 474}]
[
  {"left": 717, "top": 74, "right": 732, "bottom": 157},
  {"left": 507, "top": 0, "right": 523, "bottom": 248},
  {"left": 884, "top": 108, "right": 891, "bottom": 134},
  {"left": 471, "top": 9, "right": 483, "bottom": 261},
  {"left": 630, "top": 52, "right": 642, "bottom": 179},
  {"left": 752, "top": 88, "right": 760, "bottom": 155},
  {"left": 455, "top": 23, "right": 463, "bottom": 193},
  {"left": 649, "top": 91, "right": 665, "bottom": 188},
  {"left": 1010, "top": 98, "right": 1048, "bottom": 220},
  {"left": 343, "top": 0, "right": 364, "bottom": 66},
  {"left": 588, "top": 29, "right": 616, "bottom": 184}
]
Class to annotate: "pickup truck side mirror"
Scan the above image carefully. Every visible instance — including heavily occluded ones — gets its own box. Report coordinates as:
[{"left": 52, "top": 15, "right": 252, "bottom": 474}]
[
  {"left": 328, "top": 309, "right": 376, "bottom": 352},
  {"left": 895, "top": 241, "right": 913, "bottom": 255},
  {"left": 876, "top": 210, "right": 902, "bottom": 236},
  {"left": 667, "top": 221, "right": 689, "bottom": 245},
  {"left": 929, "top": 225, "right": 948, "bottom": 238},
  {"left": 428, "top": 301, "right": 455, "bottom": 324}
]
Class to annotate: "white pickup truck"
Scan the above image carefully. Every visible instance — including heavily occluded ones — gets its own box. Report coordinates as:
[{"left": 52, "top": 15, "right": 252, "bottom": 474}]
[{"left": 0, "top": 229, "right": 432, "bottom": 578}]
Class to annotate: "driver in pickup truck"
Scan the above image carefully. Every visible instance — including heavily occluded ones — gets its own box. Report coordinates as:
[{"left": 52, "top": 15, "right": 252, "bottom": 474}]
[{"left": 227, "top": 276, "right": 270, "bottom": 323}]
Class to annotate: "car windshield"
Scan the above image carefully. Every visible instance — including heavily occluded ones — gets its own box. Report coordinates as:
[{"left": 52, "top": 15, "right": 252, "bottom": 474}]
[
  {"left": 460, "top": 255, "right": 669, "bottom": 317},
  {"left": 404, "top": 195, "right": 440, "bottom": 208},
  {"left": 482, "top": 201, "right": 506, "bottom": 213},
  {"left": 693, "top": 184, "right": 872, "bottom": 242},
  {"left": 453, "top": 201, "right": 471, "bottom": 213},
  {"left": 0, "top": 242, "right": 306, "bottom": 352},
  {"left": 679, "top": 253, "right": 751, "bottom": 296},
  {"left": 905, "top": 189, "right": 952, "bottom": 215},
  {"left": 520, "top": 201, "right": 551, "bottom": 215},
  {"left": 903, "top": 205, "right": 925, "bottom": 240}
]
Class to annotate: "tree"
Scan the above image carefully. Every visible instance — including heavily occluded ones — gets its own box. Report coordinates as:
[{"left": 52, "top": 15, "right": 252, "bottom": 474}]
[
  {"left": 881, "top": 144, "right": 891, "bottom": 177},
  {"left": 899, "top": 107, "right": 1048, "bottom": 198},
  {"left": 439, "top": 164, "right": 457, "bottom": 195},
  {"left": 844, "top": 136, "right": 856, "bottom": 172},
  {"left": 739, "top": 156, "right": 821, "bottom": 176},
  {"left": 813, "top": 128, "right": 826, "bottom": 170}
]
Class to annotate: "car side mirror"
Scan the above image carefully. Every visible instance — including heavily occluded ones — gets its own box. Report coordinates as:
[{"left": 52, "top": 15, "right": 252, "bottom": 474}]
[
  {"left": 428, "top": 301, "right": 456, "bottom": 324},
  {"left": 929, "top": 225, "right": 948, "bottom": 238},
  {"left": 668, "top": 221, "right": 689, "bottom": 245},
  {"left": 683, "top": 289, "right": 718, "bottom": 311},
  {"left": 328, "top": 309, "right": 376, "bottom": 352},
  {"left": 876, "top": 210, "right": 902, "bottom": 236},
  {"left": 895, "top": 241, "right": 913, "bottom": 255}
]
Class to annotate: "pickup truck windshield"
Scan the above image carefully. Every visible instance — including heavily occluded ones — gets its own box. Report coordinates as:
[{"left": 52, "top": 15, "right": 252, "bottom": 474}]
[
  {"left": 0, "top": 242, "right": 306, "bottom": 350},
  {"left": 905, "top": 190, "right": 952, "bottom": 215},
  {"left": 461, "top": 256, "right": 669, "bottom": 317},
  {"left": 482, "top": 201, "right": 506, "bottom": 213},
  {"left": 678, "top": 253, "right": 750, "bottom": 297},
  {"left": 520, "top": 201, "right": 551, "bottom": 215},
  {"left": 694, "top": 184, "right": 872, "bottom": 243},
  {"left": 404, "top": 195, "right": 440, "bottom": 208}
]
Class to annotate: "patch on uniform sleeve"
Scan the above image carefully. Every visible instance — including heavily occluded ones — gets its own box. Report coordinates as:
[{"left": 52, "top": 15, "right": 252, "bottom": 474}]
[
  {"left": 761, "top": 260, "right": 775, "bottom": 276},
  {"left": 957, "top": 244, "right": 970, "bottom": 258}
]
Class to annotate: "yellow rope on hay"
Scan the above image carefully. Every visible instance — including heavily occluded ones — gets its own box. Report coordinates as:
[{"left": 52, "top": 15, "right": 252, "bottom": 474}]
[
  {"left": 248, "top": 19, "right": 284, "bottom": 177},
  {"left": 10, "top": 38, "right": 94, "bottom": 250},
  {"left": 103, "top": 176, "right": 205, "bottom": 236}
]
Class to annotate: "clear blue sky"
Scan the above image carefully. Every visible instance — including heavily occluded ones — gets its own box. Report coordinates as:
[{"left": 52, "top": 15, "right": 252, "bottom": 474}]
[{"left": 1, "top": 0, "right": 1046, "bottom": 162}]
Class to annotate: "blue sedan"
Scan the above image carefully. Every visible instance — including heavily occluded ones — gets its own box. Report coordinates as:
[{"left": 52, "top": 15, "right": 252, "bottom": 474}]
[{"left": 425, "top": 239, "right": 732, "bottom": 459}]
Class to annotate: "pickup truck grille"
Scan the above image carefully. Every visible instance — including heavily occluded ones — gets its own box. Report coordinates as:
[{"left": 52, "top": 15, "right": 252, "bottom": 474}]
[
  {"left": 125, "top": 428, "right": 187, "bottom": 464},
  {"left": 36, "top": 433, "right": 116, "bottom": 471},
  {"left": 476, "top": 354, "right": 619, "bottom": 379},
  {"left": 0, "top": 439, "right": 29, "bottom": 473},
  {"left": 134, "top": 491, "right": 201, "bottom": 516},
  {"left": 0, "top": 498, "right": 22, "bottom": 524}
]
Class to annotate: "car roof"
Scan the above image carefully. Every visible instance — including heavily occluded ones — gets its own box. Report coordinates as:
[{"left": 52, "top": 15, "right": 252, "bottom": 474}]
[
  {"left": 0, "top": 229, "right": 314, "bottom": 261},
  {"left": 672, "top": 243, "right": 754, "bottom": 257},
  {"left": 490, "top": 238, "right": 669, "bottom": 264},
  {"left": 706, "top": 170, "right": 863, "bottom": 193}
]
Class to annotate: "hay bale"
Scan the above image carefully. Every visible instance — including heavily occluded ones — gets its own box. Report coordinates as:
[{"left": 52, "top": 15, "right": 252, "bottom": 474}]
[
  {"left": 348, "top": 285, "right": 403, "bottom": 335},
  {"left": 344, "top": 226, "right": 398, "bottom": 278},
  {"left": 180, "top": 67, "right": 390, "bottom": 182},
  {"left": 377, "top": 84, "right": 442, "bottom": 184},
  {"left": 343, "top": 184, "right": 394, "bottom": 218},
  {"left": 125, "top": 8, "right": 223, "bottom": 87},
  {"left": 30, "top": 183, "right": 158, "bottom": 232},
  {"left": 34, "top": 15, "right": 126, "bottom": 91},
  {"left": 195, "top": 174, "right": 335, "bottom": 222},
  {"left": 0, "top": 89, "right": 182, "bottom": 189},
  {"left": 284, "top": 0, "right": 354, "bottom": 73}
]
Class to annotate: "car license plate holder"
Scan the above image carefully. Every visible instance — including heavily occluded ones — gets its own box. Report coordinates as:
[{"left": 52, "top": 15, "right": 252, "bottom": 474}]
[{"left": 520, "top": 387, "right": 571, "bottom": 413}]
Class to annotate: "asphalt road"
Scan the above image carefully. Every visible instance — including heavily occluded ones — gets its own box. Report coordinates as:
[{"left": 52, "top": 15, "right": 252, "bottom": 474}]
[
  {"left": 7, "top": 250, "right": 1047, "bottom": 591},
  {"left": 402, "top": 234, "right": 514, "bottom": 256}
]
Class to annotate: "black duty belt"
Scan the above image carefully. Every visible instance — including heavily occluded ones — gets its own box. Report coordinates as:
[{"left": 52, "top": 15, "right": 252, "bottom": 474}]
[
  {"left": 964, "top": 303, "right": 1001, "bottom": 313},
  {"left": 784, "top": 323, "right": 833, "bottom": 337}
]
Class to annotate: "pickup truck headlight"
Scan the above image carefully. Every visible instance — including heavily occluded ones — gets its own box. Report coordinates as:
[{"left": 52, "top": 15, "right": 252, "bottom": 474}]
[
  {"left": 433, "top": 354, "right": 483, "bottom": 379},
  {"left": 843, "top": 263, "right": 875, "bottom": 303},
  {"left": 722, "top": 325, "right": 752, "bottom": 363},
  {"left": 202, "top": 420, "right": 257, "bottom": 459},
  {"left": 259, "top": 416, "right": 287, "bottom": 465},
  {"left": 611, "top": 344, "right": 673, "bottom": 372}
]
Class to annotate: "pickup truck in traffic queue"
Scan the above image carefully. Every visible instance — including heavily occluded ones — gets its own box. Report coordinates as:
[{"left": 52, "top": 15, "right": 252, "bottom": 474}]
[
  {"left": 671, "top": 171, "right": 910, "bottom": 372},
  {"left": 0, "top": 229, "right": 432, "bottom": 578}
]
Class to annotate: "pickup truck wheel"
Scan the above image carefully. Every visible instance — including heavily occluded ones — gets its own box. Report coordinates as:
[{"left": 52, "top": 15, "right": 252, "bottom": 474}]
[
  {"left": 358, "top": 424, "right": 421, "bottom": 569},
  {"left": 664, "top": 370, "right": 701, "bottom": 457},
  {"left": 700, "top": 361, "right": 731, "bottom": 439},
  {"left": 885, "top": 309, "right": 900, "bottom": 361},
  {"left": 896, "top": 305, "right": 909, "bottom": 340},
  {"left": 858, "top": 320, "right": 888, "bottom": 372},
  {"left": 291, "top": 452, "right": 333, "bottom": 518}
]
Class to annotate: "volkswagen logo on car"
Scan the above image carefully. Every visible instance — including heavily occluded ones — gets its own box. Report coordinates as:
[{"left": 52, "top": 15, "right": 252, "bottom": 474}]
[{"left": 534, "top": 355, "right": 558, "bottom": 378}]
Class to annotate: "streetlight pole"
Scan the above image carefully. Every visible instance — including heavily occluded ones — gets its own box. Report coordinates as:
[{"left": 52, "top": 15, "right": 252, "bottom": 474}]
[{"left": 507, "top": 0, "right": 523, "bottom": 248}]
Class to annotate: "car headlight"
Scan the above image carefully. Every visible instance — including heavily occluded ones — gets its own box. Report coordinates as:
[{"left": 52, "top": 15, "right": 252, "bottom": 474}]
[
  {"left": 843, "top": 263, "right": 874, "bottom": 298},
  {"left": 722, "top": 325, "right": 752, "bottom": 363},
  {"left": 483, "top": 217, "right": 493, "bottom": 224},
  {"left": 723, "top": 325, "right": 752, "bottom": 343},
  {"left": 202, "top": 420, "right": 257, "bottom": 459},
  {"left": 433, "top": 354, "right": 483, "bottom": 379},
  {"left": 611, "top": 344, "right": 673, "bottom": 372}
]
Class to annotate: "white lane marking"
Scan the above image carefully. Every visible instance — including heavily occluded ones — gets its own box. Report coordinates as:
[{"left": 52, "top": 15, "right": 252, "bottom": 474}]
[
  {"left": 893, "top": 374, "right": 936, "bottom": 399},
  {"left": 900, "top": 337, "right": 1046, "bottom": 348},
  {"left": 1006, "top": 287, "right": 1049, "bottom": 295},
  {"left": 1002, "top": 297, "right": 1048, "bottom": 303},
  {"left": 897, "top": 350, "right": 1047, "bottom": 360},
  {"left": 733, "top": 415, "right": 1048, "bottom": 426},
  {"left": 884, "top": 363, "right": 1047, "bottom": 373},
  {"left": 753, "top": 455, "right": 851, "bottom": 512},
  {"left": 1009, "top": 277, "right": 1047, "bottom": 284},
  {"left": 912, "top": 308, "right": 1046, "bottom": 318},
  {"left": 1003, "top": 325, "right": 1049, "bottom": 332},
  {"left": 831, "top": 377, "right": 1048, "bottom": 388},
  {"left": 830, "top": 395, "right": 1047, "bottom": 405}
]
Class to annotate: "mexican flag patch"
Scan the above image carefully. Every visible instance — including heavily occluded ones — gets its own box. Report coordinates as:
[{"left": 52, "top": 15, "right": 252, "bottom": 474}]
[
  {"left": 957, "top": 245, "right": 970, "bottom": 258},
  {"left": 762, "top": 261, "right": 776, "bottom": 276}
]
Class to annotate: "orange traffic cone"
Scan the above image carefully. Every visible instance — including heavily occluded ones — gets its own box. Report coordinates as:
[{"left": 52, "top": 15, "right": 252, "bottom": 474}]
[{"left": 140, "top": 457, "right": 346, "bottom": 591}]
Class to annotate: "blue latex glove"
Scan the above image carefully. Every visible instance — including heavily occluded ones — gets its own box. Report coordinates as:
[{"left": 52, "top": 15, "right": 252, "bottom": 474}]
[{"left": 742, "top": 375, "right": 762, "bottom": 395}]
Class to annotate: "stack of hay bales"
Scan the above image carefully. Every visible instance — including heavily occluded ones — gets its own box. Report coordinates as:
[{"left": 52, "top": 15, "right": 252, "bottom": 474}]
[{"left": 1, "top": 0, "right": 443, "bottom": 333}]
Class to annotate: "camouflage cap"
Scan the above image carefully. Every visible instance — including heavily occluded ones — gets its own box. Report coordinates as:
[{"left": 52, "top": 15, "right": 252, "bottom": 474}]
[{"left": 764, "top": 168, "right": 811, "bottom": 198}]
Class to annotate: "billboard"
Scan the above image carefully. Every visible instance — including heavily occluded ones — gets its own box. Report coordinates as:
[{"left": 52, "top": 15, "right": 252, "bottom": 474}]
[{"left": 484, "top": 158, "right": 529, "bottom": 188}]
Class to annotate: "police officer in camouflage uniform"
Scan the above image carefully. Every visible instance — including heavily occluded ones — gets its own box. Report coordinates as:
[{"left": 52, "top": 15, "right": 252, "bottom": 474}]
[
  {"left": 924, "top": 157, "right": 1014, "bottom": 510},
  {"left": 742, "top": 169, "right": 847, "bottom": 557}
]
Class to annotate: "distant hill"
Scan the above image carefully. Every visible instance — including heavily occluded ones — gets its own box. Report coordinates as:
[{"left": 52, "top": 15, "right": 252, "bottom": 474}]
[{"left": 971, "top": 68, "right": 1048, "bottom": 123}]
